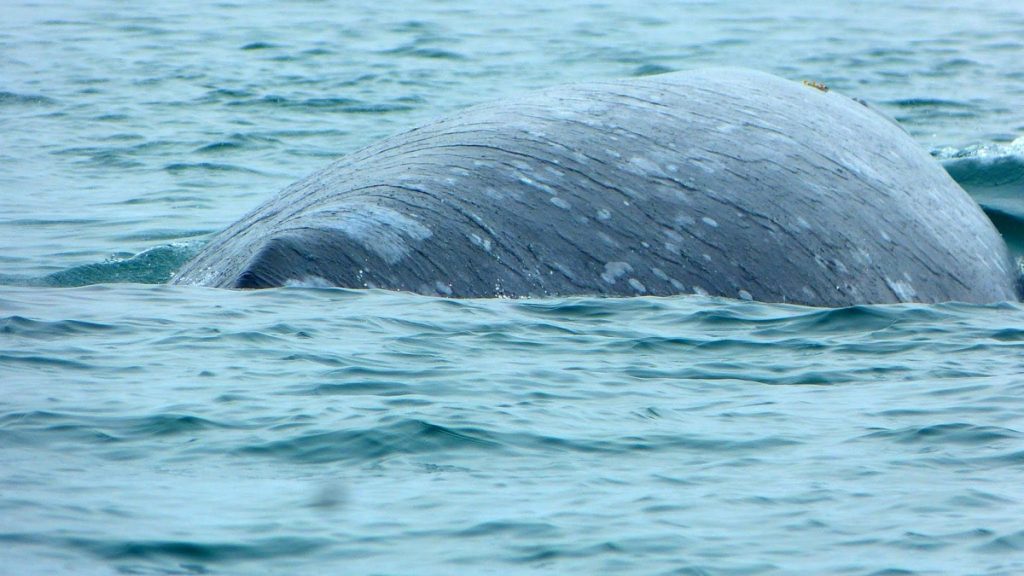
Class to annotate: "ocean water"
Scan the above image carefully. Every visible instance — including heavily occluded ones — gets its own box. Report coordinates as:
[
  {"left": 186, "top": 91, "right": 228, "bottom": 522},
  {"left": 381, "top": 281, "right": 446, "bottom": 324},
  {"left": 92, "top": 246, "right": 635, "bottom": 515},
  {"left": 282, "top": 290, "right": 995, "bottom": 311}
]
[{"left": 2, "top": 1, "right": 1024, "bottom": 574}]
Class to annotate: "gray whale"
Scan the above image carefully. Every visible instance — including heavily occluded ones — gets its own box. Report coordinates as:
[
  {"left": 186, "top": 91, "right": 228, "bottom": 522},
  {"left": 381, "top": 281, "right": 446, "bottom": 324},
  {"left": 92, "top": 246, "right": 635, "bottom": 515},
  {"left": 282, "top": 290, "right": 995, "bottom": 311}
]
[{"left": 171, "top": 68, "right": 1019, "bottom": 306}]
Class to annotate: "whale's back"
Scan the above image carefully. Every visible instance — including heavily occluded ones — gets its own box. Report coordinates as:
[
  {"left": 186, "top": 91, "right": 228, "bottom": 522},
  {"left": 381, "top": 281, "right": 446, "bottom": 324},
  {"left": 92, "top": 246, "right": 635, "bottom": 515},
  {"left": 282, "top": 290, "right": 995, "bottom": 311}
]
[{"left": 171, "top": 68, "right": 1018, "bottom": 305}]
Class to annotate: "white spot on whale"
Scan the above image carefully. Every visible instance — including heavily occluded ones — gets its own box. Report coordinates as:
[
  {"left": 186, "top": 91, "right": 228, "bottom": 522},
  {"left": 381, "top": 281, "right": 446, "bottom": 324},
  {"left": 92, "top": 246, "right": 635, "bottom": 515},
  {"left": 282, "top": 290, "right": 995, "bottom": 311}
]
[
  {"left": 285, "top": 276, "right": 334, "bottom": 288},
  {"left": 332, "top": 205, "right": 432, "bottom": 265},
  {"left": 627, "top": 156, "right": 664, "bottom": 177},
  {"left": 551, "top": 261, "right": 577, "bottom": 280},
  {"left": 675, "top": 213, "right": 696, "bottom": 226},
  {"left": 702, "top": 217, "right": 718, "bottom": 228},
  {"left": 628, "top": 278, "right": 647, "bottom": 293},
  {"left": 518, "top": 175, "right": 557, "bottom": 195},
  {"left": 601, "top": 261, "right": 633, "bottom": 284},
  {"left": 550, "top": 197, "right": 571, "bottom": 210},
  {"left": 885, "top": 277, "right": 917, "bottom": 301},
  {"left": 598, "top": 232, "right": 619, "bottom": 247},
  {"left": 738, "top": 289, "right": 753, "bottom": 301},
  {"left": 597, "top": 208, "right": 612, "bottom": 221},
  {"left": 468, "top": 233, "right": 492, "bottom": 252}
]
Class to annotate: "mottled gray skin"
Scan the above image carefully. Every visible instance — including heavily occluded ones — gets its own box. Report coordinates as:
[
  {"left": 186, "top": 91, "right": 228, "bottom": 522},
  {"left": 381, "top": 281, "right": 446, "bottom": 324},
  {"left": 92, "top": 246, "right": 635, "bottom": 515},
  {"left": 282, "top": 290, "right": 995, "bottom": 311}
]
[{"left": 172, "top": 68, "right": 1019, "bottom": 305}]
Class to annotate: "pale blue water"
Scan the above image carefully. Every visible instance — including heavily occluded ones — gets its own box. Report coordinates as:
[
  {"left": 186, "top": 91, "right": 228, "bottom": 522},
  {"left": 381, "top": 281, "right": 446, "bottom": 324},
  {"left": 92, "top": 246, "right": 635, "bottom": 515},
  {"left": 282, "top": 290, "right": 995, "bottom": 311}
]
[{"left": 2, "top": 1, "right": 1024, "bottom": 574}]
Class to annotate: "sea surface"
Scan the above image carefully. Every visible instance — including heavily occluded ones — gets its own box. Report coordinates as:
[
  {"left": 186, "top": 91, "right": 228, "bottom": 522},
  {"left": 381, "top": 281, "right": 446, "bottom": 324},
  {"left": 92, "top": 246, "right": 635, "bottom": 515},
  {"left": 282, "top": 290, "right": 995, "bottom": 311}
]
[{"left": 2, "top": 1, "right": 1024, "bottom": 574}]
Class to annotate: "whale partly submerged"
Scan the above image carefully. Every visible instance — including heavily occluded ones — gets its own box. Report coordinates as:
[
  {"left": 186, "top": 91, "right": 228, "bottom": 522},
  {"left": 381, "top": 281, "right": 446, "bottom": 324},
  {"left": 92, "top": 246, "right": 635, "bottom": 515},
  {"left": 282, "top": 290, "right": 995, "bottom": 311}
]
[{"left": 170, "top": 68, "right": 1019, "bottom": 306}]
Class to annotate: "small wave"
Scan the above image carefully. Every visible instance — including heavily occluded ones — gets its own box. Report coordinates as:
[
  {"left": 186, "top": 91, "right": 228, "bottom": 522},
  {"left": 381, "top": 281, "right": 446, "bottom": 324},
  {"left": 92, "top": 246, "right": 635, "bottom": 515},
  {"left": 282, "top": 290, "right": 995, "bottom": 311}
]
[
  {"left": 52, "top": 140, "right": 181, "bottom": 169},
  {"left": 164, "top": 162, "right": 263, "bottom": 174},
  {"left": 236, "top": 415, "right": 799, "bottom": 465},
  {"left": 0, "top": 410, "right": 248, "bottom": 450},
  {"left": 302, "top": 97, "right": 361, "bottom": 108},
  {"left": 982, "top": 208, "right": 1024, "bottom": 266},
  {"left": 194, "top": 141, "right": 244, "bottom": 153},
  {"left": 888, "top": 97, "right": 972, "bottom": 109},
  {"left": 127, "top": 414, "right": 236, "bottom": 437},
  {"left": 381, "top": 44, "right": 466, "bottom": 60},
  {"left": 0, "top": 91, "right": 57, "bottom": 106},
  {"left": 939, "top": 136, "right": 1024, "bottom": 259},
  {"left": 632, "top": 64, "right": 676, "bottom": 77},
  {"left": 456, "top": 521, "right": 560, "bottom": 538},
  {"left": 623, "top": 363, "right": 909, "bottom": 385},
  {"left": 937, "top": 136, "right": 1024, "bottom": 163},
  {"left": 3, "top": 217, "right": 101, "bottom": 227},
  {"left": 202, "top": 87, "right": 254, "bottom": 99},
  {"left": 192, "top": 132, "right": 282, "bottom": 154},
  {"left": 514, "top": 297, "right": 671, "bottom": 319},
  {"left": 340, "top": 103, "right": 415, "bottom": 114},
  {"left": 62, "top": 535, "right": 330, "bottom": 562},
  {"left": 514, "top": 430, "right": 799, "bottom": 454},
  {"left": 0, "top": 354, "right": 96, "bottom": 372},
  {"left": 5, "top": 243, "right": 201, "bottom": 287},
  {"left": 238, "top": 418, "right": 504, "bottom": 463},
  {"left": 0, "top": 410, "right": 118, "bottom": 447},
  {"left": 224, "top": 94, "right": 413, "bottom": 114},
  {"left": 0, "top": 316, "right": 121, "bottom": 339},
  {"left": 975, "top": 530, "right": 1024, "bottom": 553},
  {"left": 240, "top": 41, "right": 279, "bottom": 51},
  {"left": 308, "top": 381, "right": 416, "bottom": 396},
  {"left": 857, "top": 423, "right": 1022, "bottom": 445},
  {"left": 114, "top": 228, "right": 211, "bottom": 242}
]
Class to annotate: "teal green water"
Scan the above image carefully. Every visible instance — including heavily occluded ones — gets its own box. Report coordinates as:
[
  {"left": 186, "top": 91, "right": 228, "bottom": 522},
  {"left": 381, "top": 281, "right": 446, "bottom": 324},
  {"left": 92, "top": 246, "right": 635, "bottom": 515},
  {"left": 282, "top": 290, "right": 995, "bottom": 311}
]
[
  {"left": 2, "top": 1, "right": 1024, "bottom": 574},
  {"left": 4, "top": 288, "right": 1024, "bottom": 575}
]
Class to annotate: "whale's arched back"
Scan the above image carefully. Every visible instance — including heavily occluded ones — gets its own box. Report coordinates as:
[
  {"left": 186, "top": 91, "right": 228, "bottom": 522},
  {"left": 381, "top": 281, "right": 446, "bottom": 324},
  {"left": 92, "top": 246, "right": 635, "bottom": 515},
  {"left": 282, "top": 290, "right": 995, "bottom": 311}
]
[{"left": 171, "top": 68, "right": 1018, "bottom": 305}]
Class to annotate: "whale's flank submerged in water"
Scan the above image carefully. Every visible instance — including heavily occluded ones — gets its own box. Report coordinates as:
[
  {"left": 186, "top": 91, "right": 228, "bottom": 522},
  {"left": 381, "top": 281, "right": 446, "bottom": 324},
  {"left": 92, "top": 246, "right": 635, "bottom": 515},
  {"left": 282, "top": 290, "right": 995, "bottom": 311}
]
[{"left": 170, "top": 68, "right": 1019, "bottom": 306}]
